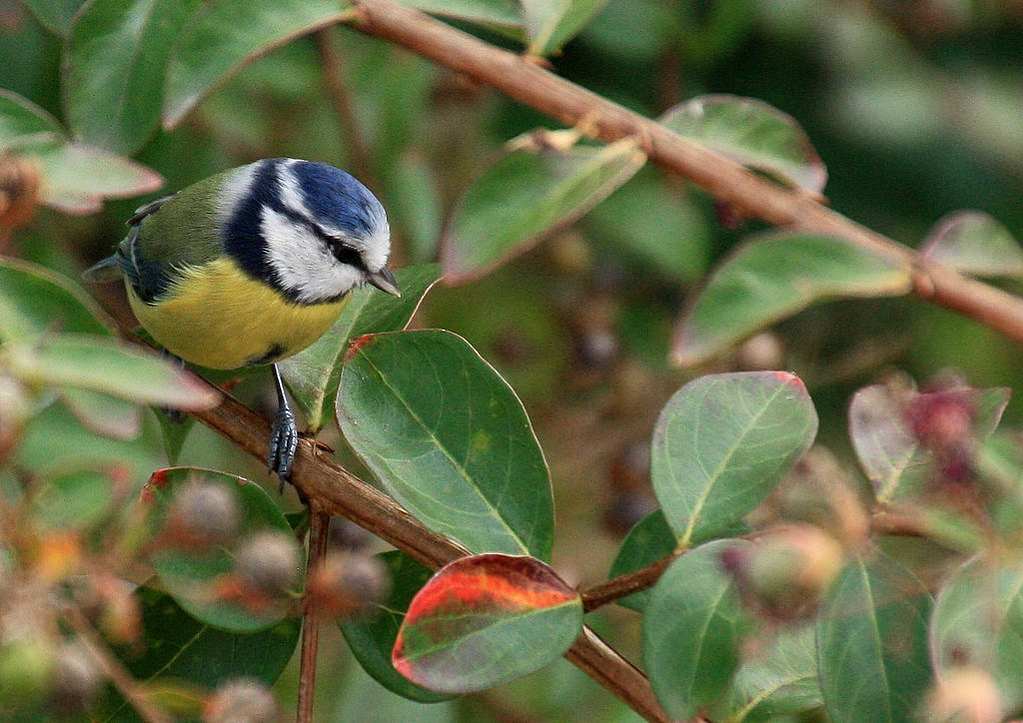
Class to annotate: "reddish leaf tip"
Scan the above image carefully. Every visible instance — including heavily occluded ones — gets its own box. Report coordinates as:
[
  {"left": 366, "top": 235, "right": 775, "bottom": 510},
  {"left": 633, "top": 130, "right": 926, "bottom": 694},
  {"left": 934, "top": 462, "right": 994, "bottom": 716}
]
[{"left": 346, "top": 334, "right": 377, "bottom": 362}]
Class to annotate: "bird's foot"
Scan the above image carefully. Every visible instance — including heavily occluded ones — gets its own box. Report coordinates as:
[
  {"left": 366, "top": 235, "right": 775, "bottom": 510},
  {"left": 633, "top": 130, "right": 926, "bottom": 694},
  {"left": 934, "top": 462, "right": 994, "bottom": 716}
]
[{"left": 268, "top": 404, "right": 299, "bottom": 493}]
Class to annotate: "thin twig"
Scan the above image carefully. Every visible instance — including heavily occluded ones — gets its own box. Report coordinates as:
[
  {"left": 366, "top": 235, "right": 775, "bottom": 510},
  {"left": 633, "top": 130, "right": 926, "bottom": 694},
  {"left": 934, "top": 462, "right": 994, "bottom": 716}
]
[
  {"left": 188, "top": 386, "right": 670, "bottom": 723},
  {"left": 580, "top": 553, "right": 677, "bottom": 613},
  {"left": 347, "top": 0, "right": 1023, "bottom": 348},
  {"left": 64, "top": 607, "right": 171, "bottom": 723},
  {"left": 297, "top": 508, "right": 330, "bottom": 723}
]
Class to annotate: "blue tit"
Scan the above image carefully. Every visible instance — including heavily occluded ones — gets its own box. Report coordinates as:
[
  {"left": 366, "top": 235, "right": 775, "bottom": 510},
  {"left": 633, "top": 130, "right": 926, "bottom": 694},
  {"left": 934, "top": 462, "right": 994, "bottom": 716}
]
[{"left": 84, "top": 158, "right": 400, "bottom": 481}]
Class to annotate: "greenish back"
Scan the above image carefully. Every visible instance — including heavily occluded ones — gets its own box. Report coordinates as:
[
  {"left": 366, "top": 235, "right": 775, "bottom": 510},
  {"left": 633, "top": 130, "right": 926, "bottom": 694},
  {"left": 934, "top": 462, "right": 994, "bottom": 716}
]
[{"left": 123, "top": 168, "right": 231, "bottom": 269}]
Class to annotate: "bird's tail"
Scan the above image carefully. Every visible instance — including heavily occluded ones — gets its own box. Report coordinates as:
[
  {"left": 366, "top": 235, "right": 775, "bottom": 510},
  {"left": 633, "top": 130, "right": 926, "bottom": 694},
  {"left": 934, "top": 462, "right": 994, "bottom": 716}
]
[{"left": 81, "top": 255, "right": 123, "bottom": 283}]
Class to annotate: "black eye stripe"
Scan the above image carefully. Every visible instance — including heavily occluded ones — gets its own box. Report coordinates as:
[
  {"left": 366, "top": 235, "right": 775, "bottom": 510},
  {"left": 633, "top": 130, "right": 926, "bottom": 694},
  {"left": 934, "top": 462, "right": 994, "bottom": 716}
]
[{"left": 276, "top": 205, "right": 368, "bottom": 273}]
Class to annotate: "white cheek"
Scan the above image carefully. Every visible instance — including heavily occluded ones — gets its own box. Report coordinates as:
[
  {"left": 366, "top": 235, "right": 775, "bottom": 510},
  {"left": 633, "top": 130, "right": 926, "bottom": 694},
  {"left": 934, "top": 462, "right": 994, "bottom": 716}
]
[
  {"left": 261, "top": 208, "right": 362, "bottom": 303},
  {"left": 216, "top": 161, "right": 260, "bottom": 226}
]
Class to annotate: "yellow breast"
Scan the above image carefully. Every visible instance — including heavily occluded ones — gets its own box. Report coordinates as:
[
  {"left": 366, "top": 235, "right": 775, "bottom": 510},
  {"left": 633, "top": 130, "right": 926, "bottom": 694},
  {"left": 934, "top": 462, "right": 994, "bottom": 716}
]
[{"left": 127, "top": 258, "right": 347, "bottom": 369}]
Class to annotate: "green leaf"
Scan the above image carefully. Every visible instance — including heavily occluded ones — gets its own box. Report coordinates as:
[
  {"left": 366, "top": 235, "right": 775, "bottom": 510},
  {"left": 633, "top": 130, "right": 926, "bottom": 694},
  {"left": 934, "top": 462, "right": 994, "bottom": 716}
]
[
  {"left": 141, "top": 467, "right": 295, "bottom": 632},
  {"left": 34, "top": 142, "right": 164, "bottom": 213},
  {"left": 153, "top": 409, "right": 195, "bottom": 465},
  {"left": 441, "top": 133, "right": 646, "bottom": 284},
  {"left": 651, "top": 371, "right": 817, "bottom": 546},
  {"left": 279, "top": 264, "right": 439, "bottom": 432},
  {"left": 817, "top": 552, "right": 933, "bottom": 723},
  {"left": 100, "top": 588, "right": 299, "bottom": 720},
  {"left": 61, "top": 387, "right": 142, "bottom": 441},
  {"left": 0, "top": 89, "right": 64, "bottom": 149},
  {"left": 3, "top": 333, "right": 220, "bottom": 410},
  {"left": 32, "top": 467, "right": 117, "bottom": 530},
  {"left": 712, "top": 626, "right": 823, "bottom": 723},
  {"left": 337, "top": 329, "right": 554, "bottom": 558},
  {"left": 672, "top": 232, "right": 912, "bottom": 366},
  {"left": 162, "top": 0, "right": 524, "bottom": 129},
  {"left": 920, "top": 210, "right": 1023, "bottom": 279},
  {"left": 660, "top": 94, "right": 827, "bottom": 194},
  {"left": 643, "top": 539, "right": 753, "bottom": 720},
  {"left": 606, "top": 510, "right": 675, "bottom": 612},
  {"left": 931, "top": 556, "right": 1023, "bottom": 710},
  {"left": 162, "top": 0, "right": 352, "bottom": 129},
  {"left": 587, "top": 169, "right": 710, "bottom": 283},
  {"left": 849, "top": 384, "right": 1010, "bottom": 502},
  {"left": 19, "top": 0, "right": 84, "bottom": 35},
  {"left": 340, "top": 551, "right": 453, "bottom": 703},
  {"left": 0, "top": 257, "right": 115, "bottom": 342},
  {"left": 521, "top": 0, "right": 608, "bottom": 55},
  {"left": 20, "top": 0, "right": 82, "bottom": 36},
  {"left": 392, "top": 553, "right": 583, "bottom": 694},
  {"left": 65, "top": 0, "right": 201, "bottom": 155}
]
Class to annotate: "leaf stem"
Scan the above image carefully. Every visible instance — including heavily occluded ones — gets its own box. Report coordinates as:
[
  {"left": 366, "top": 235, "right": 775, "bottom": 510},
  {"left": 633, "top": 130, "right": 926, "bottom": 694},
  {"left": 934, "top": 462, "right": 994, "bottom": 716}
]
[{"left": 297, "top": 508, "right": 330, "bottom": 723}]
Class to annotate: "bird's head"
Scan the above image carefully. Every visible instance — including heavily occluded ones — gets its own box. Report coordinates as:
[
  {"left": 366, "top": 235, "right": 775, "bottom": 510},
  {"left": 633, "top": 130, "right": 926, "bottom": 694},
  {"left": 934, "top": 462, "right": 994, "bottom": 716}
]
[{"left": 226, "top": 159, "right": 398, "bottom": 304}]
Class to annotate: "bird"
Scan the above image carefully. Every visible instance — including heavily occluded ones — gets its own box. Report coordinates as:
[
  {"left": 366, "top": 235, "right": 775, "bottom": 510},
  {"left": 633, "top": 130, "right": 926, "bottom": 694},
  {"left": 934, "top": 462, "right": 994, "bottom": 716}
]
[{"left": 83, "top": 158, "right": 400, "bottom": 482}]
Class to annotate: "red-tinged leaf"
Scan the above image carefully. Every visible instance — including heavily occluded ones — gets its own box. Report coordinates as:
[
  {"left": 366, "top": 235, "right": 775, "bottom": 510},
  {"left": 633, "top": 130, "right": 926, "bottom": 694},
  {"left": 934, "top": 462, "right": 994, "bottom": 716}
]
[
  {"left": 920, "top": 210, "right": 1023, "bottom": 279},
  {"left": 392, "top": 554, "right": 583, "bottom": 694}
]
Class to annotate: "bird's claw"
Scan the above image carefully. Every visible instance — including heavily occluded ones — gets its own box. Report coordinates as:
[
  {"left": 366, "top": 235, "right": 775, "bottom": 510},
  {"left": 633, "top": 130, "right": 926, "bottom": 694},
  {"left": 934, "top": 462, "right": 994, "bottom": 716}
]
[{"left": 268, "top": 405, "right": 299, "bottom": 492}]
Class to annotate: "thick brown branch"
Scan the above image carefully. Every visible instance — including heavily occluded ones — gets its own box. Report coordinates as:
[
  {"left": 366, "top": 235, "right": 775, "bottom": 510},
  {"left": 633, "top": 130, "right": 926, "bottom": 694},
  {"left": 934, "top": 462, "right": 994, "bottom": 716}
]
[
  {"left": 189, "top": 389, "right": 669, "bottom": 723},
  {"left": 348, "top": 0, "right": 1023, "bottom": 347},
  {"left": 297, "top": 509, "right": 329, "bottom": 723}
]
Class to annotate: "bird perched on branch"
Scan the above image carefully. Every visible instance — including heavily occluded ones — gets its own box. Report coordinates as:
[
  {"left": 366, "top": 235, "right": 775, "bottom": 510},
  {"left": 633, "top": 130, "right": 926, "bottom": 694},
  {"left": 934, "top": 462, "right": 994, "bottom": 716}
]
[{"left": 84, "top": 158, "right": 399, "bottom": 481}]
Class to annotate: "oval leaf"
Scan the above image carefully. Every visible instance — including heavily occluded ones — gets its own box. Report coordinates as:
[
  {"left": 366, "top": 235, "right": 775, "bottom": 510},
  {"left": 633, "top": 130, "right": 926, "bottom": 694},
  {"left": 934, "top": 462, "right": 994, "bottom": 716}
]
[
  {"left": 34, "top": 142, "right": 163, "bottom": 210},
  {"left": 337, "top": 329, "right": 554, "bottom": 558},
  {"left": 4, "top": 333, "right": 219, "bottom": 410},
  {"left": 849, "top": 383, "right": 1010, "bottom": 503},
  {"left": 817, "top": 552, "right": 933, "bottom": 723},
  {"left": 141, "top": 467, "right": 295, "bottom": 632},
  {"left": 0, "top": 257, "right": 115, "bottom": 341},
  {"left": 340, "top": 551, "right": 453, "bottom": 703},
  {"left": 279, "top": 263, "right": 439, "bottom": 432},
  {"left": 712, "top": 626, "right": 823, "bottom": 723},
  {"left": 163, "top": 0, "right": 524, "bottom": 129},
  {"left": 920, "top": 210, "right": 1023, "bottom": 279},
  {"left": 652, "top": 371, "right": 818, "bottom": 546},
  {"left": 931, "top": 556, "right": 1023, "bottom": 710},
  {"left": 392, "top": 553, "right": 583, "bottom": 694},
  {"left": 65, "top": 0, "right": 201, "bottom": 154},
  {"left": 522, "top": 0, "right": 608, "bottom": 55},
  {"left": 0, "top": 89, "right": 64, "bottom": 149},
  {"left": 441, "top": 133, "right": 646, "bottom": 284},
  {"left": 61, "top": 387, "right": 142, "bottom": 441},
  {"left": 660, "top": 94, "right": 827, "bottom": 194},
  {"left": 672, "top": 232, "right": 912, "bottom": 367},
  {"left": 99, "top": 588, "right": 299, "bottom": 720},
  {"left": 643, "top": 539, "right": 753, "bottom": 720}
]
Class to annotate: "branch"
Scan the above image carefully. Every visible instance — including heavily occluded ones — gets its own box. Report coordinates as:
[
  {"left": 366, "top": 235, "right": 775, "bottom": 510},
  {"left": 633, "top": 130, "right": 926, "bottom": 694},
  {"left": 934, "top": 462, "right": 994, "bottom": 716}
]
[
  {"left": 347, "top": 0, "right": 1023, "bottom": 347},
  {"left": 580, "top": 510, "right": 930, "bottom": 612},
  {"left": 297, "top": 508, "right": 329, "bottom": 723},
  {"left": 581, "top": 553, "right": 676, "bottom": 613},
  {"left": 189, "top": 388, "right": 670, "bottom": 723}
]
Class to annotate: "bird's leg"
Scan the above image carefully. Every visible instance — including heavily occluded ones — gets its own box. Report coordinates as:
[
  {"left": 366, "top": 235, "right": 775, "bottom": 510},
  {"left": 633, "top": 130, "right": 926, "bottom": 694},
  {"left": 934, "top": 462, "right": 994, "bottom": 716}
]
[
  {"left": 268, "top": 363, "right": 299, "bottom": 491},
  {"left": 159, "top": 350, "right": 187, "bottom": 423}
]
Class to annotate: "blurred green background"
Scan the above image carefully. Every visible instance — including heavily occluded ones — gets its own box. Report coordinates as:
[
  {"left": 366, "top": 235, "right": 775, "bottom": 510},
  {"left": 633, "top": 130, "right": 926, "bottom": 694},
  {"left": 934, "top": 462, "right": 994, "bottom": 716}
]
[{"left": 4, "top": 0, "right": 1023, "bottom": 719}]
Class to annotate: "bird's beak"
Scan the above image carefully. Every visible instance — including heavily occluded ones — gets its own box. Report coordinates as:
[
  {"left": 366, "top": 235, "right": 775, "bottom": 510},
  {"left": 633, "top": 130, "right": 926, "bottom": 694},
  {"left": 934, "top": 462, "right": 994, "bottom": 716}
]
[{"left": 368, "top": 268, "right": 401, "bottom": 297}]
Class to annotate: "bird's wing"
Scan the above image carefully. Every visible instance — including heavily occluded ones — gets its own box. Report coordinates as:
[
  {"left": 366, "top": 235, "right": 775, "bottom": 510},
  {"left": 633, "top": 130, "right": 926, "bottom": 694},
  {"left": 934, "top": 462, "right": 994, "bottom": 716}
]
[{"left": 118, "top": 174, "right": 227, "bottom": 303}]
